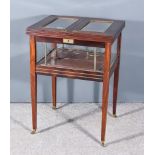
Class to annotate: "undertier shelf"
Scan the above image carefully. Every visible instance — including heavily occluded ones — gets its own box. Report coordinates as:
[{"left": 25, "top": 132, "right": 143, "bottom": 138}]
[{"left": 36, "top": 48, "right": 117, "bottom": 81}]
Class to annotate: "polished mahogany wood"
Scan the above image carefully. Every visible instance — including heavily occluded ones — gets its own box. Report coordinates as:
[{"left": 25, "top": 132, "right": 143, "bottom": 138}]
[
  {"left": 51, "top": 43, "right": 57, "bottom": 49},
  {"left": 65, "top": 17, "right": 90, "bottom": 31},
  {"left": 30, "top": 36, "right": 37, "bottom": 131},
  {"left": 52, "top": 75, "right": 57, "bottom": 109},
  {"left": 101, "top": 43, "right": 111, "bottom": 144},
  {"left": 27, "top": 15, "right": 125, "bottom": 144},
  {"left": 26, "top": 15, "right": 125, "bottom": 43},
  {"left": 51, "top": 43, "right": 57, "bottom": 109},
  {"left": 36, "top": 36, "right": 105, "bottom": 48},
  {"left": 113, "top": 33, "right": 122, "bottom": 116}
]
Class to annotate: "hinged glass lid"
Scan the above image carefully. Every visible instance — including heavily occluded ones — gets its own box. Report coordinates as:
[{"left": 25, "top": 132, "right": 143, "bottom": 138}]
[
  {"left": 44, "top": 18, "right": 78, "bottom": 29},
  {"left": 81, "top": 20, "right": 113, "bottom": 32}
]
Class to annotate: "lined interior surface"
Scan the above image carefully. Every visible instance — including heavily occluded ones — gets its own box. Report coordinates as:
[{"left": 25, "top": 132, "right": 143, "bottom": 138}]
[
  {"left": 44, "top": 18, "right": 78, "bottom": 29},
  {"left": 37, "top": 48, "right": 116, "bottom": 72}
]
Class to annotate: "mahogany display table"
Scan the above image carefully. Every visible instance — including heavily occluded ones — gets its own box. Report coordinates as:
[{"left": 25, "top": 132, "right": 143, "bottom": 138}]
[{"left": 26, "top": 15, "right": 125, "bottom": 145}]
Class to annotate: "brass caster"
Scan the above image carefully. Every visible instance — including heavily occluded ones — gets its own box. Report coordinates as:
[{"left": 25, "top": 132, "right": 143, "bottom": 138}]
[
  {"left": 52, "top": 106, "right": 56, "bottom": 110},
  {"left": 31, "top": 129, "right": 36, "bottom": 134},
  {"left": 113, "top": 114, "right": 117, "bottom": 118}
]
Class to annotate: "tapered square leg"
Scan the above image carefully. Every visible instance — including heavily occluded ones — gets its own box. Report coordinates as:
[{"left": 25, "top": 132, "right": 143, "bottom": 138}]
[
  {"left": 30, "top": 73, "right": 37, "bottom": 134},
  {"left": 113, "top": 66, "right": 119, "bottom": 117},
  {"left": 113, "top": 33, "right": 122, "bottom": 117},
  {"left": 101, "top": 43, "right": 111, "bottom": 144},
  {"left": 52, "top": 75, "right": 57, "bottom": 109},
  {"left": 30, "top": 36, "right": 37, "bottom": 133},
  {"left": 51, "top": 43, "right": 57, "bottom": 110},
  {"left": 51, "top": 43, "right": 57, "bottom": 49}
]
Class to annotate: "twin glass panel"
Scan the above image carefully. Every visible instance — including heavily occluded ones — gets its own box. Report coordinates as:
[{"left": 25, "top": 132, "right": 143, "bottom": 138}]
[{"left": 45, "top": 17, "right": 112, "bottom": 32}]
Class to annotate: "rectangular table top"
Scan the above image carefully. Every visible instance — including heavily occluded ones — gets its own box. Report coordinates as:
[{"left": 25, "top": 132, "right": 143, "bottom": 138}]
[{"left": 26, "top": 15, "right": 125, "bottom": 43}]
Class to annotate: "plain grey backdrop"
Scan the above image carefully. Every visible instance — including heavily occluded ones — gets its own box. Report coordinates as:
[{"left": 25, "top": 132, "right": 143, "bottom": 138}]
[{"left": 10, "top": 0, "right": 144, "bottom": 103}]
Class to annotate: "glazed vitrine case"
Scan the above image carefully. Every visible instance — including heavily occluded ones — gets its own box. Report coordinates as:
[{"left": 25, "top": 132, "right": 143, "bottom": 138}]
[{"left": 26, "top": 15, "right": 125, "bottom": 145}]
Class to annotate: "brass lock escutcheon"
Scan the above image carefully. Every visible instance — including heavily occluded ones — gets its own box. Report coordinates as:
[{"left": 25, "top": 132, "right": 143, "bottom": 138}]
[{"left": 63, "top": 38, "right": 74, "bottom": 44}]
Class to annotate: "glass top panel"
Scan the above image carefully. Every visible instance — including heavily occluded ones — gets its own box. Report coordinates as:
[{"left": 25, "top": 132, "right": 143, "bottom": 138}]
[
  {"left": 81, "top": 20, "right": 112, "bottom": 32},
  {"left": 45, "top": 18, "right": 77, "bottom": 29}
]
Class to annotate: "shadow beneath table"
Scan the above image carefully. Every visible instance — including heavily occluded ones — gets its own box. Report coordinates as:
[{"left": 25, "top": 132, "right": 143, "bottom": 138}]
[
  {"left": 105, "top": 132, "right": 144, "bottom": 147},
  {"left": 11, "top": 105, "right": 143, "bottom": 147},
  {"left": 10, "top": 116, "right": 31, "bottom": 132},
  {"left": 117, "top": 106, "right": 144, "bottom": 118},
  {"left": 38, "top": 105, "right": 143, "bottom": 147},
  {"left": 94, "top": 103, "right": 144, "bottom": 118},
  {"left": 38, "top": 108, "right": 102, "bottom": 145},
  {"left": 56, "top": 110, "right": 102, "bottom": 145},
  {"left": 45, "top": 102, "right": 72, "bottom": 110},
  {"left": 38, "top": 107, "right": 100, "bottom": 133},
  {"left": 107, "top": 105, "right": 144, "bottom": 118}
]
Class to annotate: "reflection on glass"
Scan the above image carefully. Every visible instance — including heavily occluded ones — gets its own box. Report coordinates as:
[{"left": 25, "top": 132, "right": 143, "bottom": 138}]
[
  {"left": 81, "top": 20, "right": 112, "bottom": 32},
  {"left": 45, "top": 18, "right": 77, "bottom": 29}
]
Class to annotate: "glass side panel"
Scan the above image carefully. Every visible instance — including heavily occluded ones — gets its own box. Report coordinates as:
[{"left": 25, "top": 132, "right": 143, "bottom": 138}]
[
  {"left": 37, "top": 43, "right": 117, "bottom": 73},
  {"left": 81, "top": 20, "right": 112, "bottom": 32},
  {"left": 45, "top": 18, "right": 77, "bottom": 29}
]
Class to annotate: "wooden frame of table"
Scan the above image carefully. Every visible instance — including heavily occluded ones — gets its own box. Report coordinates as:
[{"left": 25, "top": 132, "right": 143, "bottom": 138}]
[{"left": 26, "top": 15, "right": 125, "bottom": 145}]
